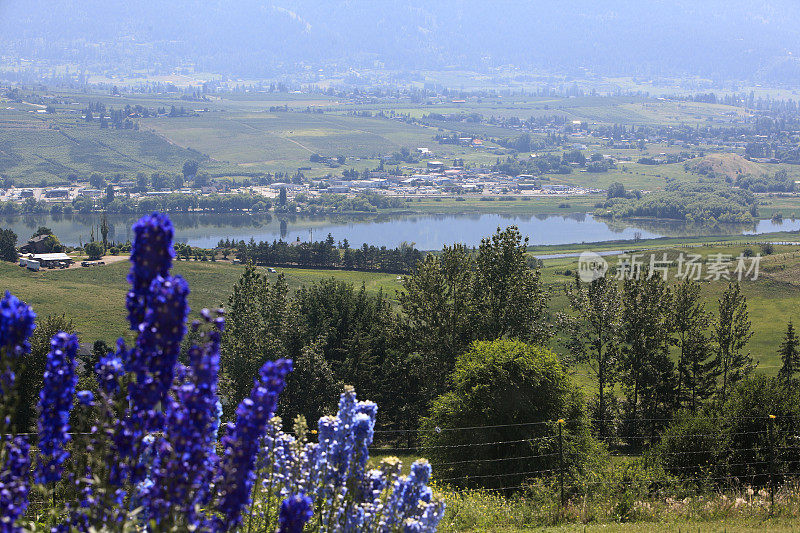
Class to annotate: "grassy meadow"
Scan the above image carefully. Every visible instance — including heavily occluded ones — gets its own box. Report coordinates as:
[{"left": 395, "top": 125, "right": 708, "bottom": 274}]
[{"left": 0, "top": 259, "right": 402, "bottom": 344}]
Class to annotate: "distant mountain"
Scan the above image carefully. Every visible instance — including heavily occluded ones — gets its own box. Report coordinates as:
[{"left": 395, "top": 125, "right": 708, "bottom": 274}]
[{"left": 2, "top": 1, "right": 800, "bottom": 82}]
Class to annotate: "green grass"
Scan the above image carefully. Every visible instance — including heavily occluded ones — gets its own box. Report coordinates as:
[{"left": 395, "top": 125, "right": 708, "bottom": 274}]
[
  {"left": 0, "top": 108, "right": 212, "bottom": 184},
  {"left": 0, "top": 260, "right": 402, "bottom": 344},
  {"left": 382, "top": 195, "right": 603, "bottom": 215}
]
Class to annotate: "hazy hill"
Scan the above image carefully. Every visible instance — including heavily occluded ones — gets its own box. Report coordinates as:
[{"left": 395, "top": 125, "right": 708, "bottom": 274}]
[{"left": 2, "top": 1, "right": 800, "bottom": 81}]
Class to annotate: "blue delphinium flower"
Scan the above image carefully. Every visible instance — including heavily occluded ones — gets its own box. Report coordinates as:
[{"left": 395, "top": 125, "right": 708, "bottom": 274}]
[
  {"left": 254, "top": 389, "right": 443, "bottom": 532},
  {"left": 213, "top": 358, "right": 292, "bottom": 531},
  {"left": 0, "top": 436, "right": 30, "bottom": 530},
  {"left": 36, "top": 332, "right": 78, "bottom": 485},
  {"left": 0, "top": 292, "right": 36, "bottom": 357},
  {"left": 351, "top": 402, "right": 376, "bottom": 487},
  {"left": 148, "top": 310, "right": 223, "bottom": 527},
  {"left": 76, "top": 390, "right": 94, "bottom": 407},
  {"left": 120, "top": 273, "right": 190, "bottom": 485},
  {"left": 125, "top": 213, "right": 175, "bottom": 330},
  {"left": 326, "top": 390, "right": 358, "bottom": 488},
  {"left": 127, "top": 274, "right": 190, "bottom": 420},
  {"left": 278, "top": 493, "right": 313, "bottom": 533},
  {"left": 380, "top": 460, "right": 436, "bottom": 531},
  {"left": 95, "top": 349, "right": 124, "bottom": 396}
]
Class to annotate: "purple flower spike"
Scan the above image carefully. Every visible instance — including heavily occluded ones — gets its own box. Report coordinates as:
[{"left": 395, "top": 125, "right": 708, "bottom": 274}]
[
  {"left": 278, "top": 493, "right": 313, "bottom": 533},
  {"left": 0, "top": 291, "right": 36, "bottom": 356},
  {"left": 214, "top": 358, "right": 292, "bottom": 531},
  {"left": 0, "top": 436, "right": 30, "bottom": 528},
  {"left": 126, "top": 213, "right": 175, "bottom": 330},
  {"left": 36, "top": 332, "right": 78, "bottom": 485}
]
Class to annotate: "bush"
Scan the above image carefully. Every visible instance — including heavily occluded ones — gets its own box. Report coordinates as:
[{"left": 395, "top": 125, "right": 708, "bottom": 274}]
[
  {"left": 84, "top": 241, "right": 103, "bottom": 260},
  {"left": 655, "top": 410, "right": 722, "bottom": 478},
  {"left": 421, "top": 339, "right": 603, "bottom": 490},
  {"left": 717, "top": 375, "right": 800, "bottom": 484}
]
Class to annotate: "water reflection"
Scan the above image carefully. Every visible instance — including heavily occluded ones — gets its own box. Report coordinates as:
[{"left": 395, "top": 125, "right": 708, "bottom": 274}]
[{"left": 1, "top": 212, "right": 799, "bottom": 250}]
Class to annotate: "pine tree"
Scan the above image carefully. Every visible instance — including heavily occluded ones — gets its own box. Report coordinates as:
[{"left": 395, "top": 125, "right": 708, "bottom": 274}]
[
  {"left": 671, "top": 278, "right": 717, "bottom": 411},
  {"left": 713, "top": 282, "right": 755, "bottom": 405},
  {"left": 778, "top": 321, "right": 800, "bottom": 386}
]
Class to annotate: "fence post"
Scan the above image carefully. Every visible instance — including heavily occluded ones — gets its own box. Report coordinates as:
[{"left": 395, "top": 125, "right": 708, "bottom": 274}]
[
  {"left": 769, "top": 414, "right": 776, "bottom": 516},
  {"left": 558, "top": 418, "right": 565, "bottom": 510}
]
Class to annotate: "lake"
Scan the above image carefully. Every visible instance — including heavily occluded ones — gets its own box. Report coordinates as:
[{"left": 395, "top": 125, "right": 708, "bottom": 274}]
[{"left": 3, "top": 212, "right": 799, "bottom": 251}]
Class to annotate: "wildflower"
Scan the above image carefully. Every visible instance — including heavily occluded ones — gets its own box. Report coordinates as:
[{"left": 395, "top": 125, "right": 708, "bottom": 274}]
[
  {"left": 0, "top": 292, "right": 36, "bottom": 356},
  {"left": 121, "top": 273, "right": 190, "bottom": 484},
  {"left": 150, "top": 311, "right": 223, "bottom": 525},
  {"left": 76, "top": 390, "right": 94, "bottom": 407},
  {"left": 95, "top": 350, "right": 124, "bottom": 395},
  {"left": 278, "top": 493, "right": 313, "bottom": 533},
  {"left": 213, "top": 358, "right": 292, "bottom": 531},
  {"left": 0, "top": 292, "right": 36, "bottom": 396},
  {"left": 36, "top": 332, "right": 78, "bottom": 485},
  {"left": 126, "top": 213, "right": 175, "bottom": 330},
  {"left": 127, "top": 274, "right": 190, "bottom": 416},
  {"left": 0, "top": 436, "right": 30, "bottom": 529}
]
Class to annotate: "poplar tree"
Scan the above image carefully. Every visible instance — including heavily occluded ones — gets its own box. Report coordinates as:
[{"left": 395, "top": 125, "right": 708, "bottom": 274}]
[{"left": 561, "top": 273, "right": 621, "bottom": 438}]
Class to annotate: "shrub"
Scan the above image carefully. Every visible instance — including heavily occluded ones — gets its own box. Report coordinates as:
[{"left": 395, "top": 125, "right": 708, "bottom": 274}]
[
  {"left": 420, "top": 339, "right": 603, "bottom": 490},
  {"left": 84, "top": 241, "right": 103, "bottom": 260},
  {"left": 655, "top": 409, "right": 722, "bottom": 478},
  {"left": 717, "top": 375, "right": 800, "bottom": 484}
]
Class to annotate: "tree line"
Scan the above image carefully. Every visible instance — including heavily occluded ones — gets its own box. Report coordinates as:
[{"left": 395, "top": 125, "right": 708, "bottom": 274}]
[{"left": 222, "top": 234, "right": 423, "bottom": 274}]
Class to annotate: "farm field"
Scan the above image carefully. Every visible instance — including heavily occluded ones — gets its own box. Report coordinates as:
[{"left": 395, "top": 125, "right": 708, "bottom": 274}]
[{"left": 6, "top": 87, "right": 800, "bottom": 192}]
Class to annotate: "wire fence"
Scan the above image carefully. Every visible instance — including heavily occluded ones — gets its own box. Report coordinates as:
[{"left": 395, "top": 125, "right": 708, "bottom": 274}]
[{"left": 369, "top": 414, "right": 800, "bottom": 514}]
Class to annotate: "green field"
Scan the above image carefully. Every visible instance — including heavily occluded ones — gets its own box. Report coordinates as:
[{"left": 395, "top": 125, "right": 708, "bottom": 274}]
[
  {"left": 0, "top": 260, "right": 402, "bottom": 344},
  {"left": 6, "top": 87, "right": 799, "bottom": 192}
]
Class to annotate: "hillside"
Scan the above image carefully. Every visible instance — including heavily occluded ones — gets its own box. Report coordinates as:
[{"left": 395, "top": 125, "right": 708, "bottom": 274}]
[{"left": 685, "top": 153, "right": 769, "bottom": 179}]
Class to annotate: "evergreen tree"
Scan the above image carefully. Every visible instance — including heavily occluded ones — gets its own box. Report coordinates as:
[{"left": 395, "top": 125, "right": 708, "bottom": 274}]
[
  {"left": 0, "top": 228, "right": 17, "bottom": 262},
  {"left": 671, "top": 278, "right": 717, "bottom": 411},
  {"left": 474, "top": 226, "right": 550, "bottom": 343},
  {"left": 398, "top": 243, "right": 476, "bottom": 403},
  {"left": 778, "top": 321, "right": 800, "bottom": 386},
  {"left": 220, "top": 264, "right": 288, "bottom": 419},
  {"left": 712, "top": 282, "right": 755, "bottom": 405}
]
